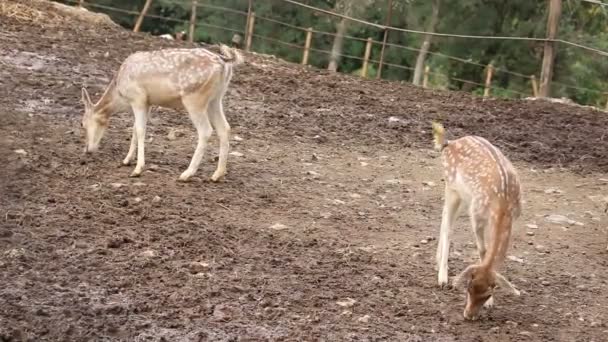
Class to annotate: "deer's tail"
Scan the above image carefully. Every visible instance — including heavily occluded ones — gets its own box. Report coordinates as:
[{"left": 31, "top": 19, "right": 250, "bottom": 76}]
[{"left": 431, "top": 121, "right": 447, "bottom": 151}]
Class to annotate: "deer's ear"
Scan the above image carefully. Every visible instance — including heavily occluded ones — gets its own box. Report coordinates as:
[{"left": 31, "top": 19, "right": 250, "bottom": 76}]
[
  {"left": 493, "top": 271, "right": 521, "bottom": 296},
  {"left": 453, "top": 265, "right": 477, "bottom": 289},
  {"left": 81, "top": 87, "right": 92, "bottom": 108}
]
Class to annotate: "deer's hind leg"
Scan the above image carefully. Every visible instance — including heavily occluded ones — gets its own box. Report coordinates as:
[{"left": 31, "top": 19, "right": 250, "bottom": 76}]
[
  {"left": 208, "top": 96, "right": 231, "bottom": 182},
  {"left": 179, "top": 93, "right": 213, "bottom": 182}
]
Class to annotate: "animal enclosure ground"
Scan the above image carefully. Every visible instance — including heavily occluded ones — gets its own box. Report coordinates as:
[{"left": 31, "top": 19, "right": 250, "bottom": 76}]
[{"left": 1, "top": 2, "right": 608, "bottom": 341}]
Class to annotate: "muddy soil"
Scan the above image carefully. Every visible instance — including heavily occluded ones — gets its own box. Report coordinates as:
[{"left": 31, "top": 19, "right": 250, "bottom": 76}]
[{"left": 1, "top": 2, "right": 607, "bottom": 341}]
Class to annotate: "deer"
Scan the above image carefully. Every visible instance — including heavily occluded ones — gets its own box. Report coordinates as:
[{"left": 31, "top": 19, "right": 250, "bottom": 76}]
[
  {"left": 80, "top": 44, "right": 243, "bottom": 182},
  {"left": 432, "top": 121, "right": 522, "bottom": 320}
]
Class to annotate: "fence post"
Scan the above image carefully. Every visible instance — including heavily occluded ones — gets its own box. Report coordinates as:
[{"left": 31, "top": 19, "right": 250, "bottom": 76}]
[
  {"left": 539, "top": 0, "right": 562, "bottom": 97},
  {"left": 530, "top": 75, "right": 539, "bottom": 97},
  {"left": 188, "top": 0, "right": 197, "bottom": 43},
  {"left": 423, "top": 65, "right": 430, "bottom": 88},
  {"left": 301, "top": 27, "right": 313, "bottom": 65},
  {"left": 245, "top": 12, "right": 255, "bottom": 51},
  {"left": 376, "top": 0, "right": 393, "bottom": 79},
  {"left": 361, "top": 38, "right": 373, "bottom": 78},
  {"left": 483, "top": 64, "right": 494, "bottom": 98},
  {"left": 133, "top": 0, "right": 153, "bottom": 33}
]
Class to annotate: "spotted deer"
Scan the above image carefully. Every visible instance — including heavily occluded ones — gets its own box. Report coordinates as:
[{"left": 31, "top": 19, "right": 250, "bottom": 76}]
[
  {"left": 80, "top": 44, "right": 243, "bottom": 182},
  {"left": 432, "top": 122, "right": 522, "bottom": 320}
]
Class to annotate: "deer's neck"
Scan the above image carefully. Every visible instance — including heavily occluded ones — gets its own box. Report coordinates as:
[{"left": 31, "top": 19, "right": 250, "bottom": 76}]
[
  {"left": 93, "top": 78, "right": 121, "bottom": 119},
  {"left": 480, "top": 209, "right": 512, "bottom": 271}
]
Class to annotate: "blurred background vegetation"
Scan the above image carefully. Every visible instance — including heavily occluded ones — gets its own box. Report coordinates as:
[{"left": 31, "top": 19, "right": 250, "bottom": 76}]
[{"left": 58, "top": 0, "right": 608, "bottom": 106}]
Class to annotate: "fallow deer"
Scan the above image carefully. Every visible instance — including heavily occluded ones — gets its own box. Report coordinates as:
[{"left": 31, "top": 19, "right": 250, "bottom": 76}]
[
  {"left": 432, "top": 121, "right": 522, "bottom": 320},
  {"left": 80, "top": 44, "right": 243, "bottom": 182}
]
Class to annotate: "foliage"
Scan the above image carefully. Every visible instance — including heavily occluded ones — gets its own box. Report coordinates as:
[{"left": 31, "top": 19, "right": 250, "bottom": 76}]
[{"left": 67, "top": 0, "right": 608, "bottom": 106}]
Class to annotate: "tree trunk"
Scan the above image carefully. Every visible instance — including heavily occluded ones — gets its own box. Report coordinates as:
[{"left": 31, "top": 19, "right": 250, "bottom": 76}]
[
  {"left": 539, "top": 0, "right": 562, "bottom": 98},
  {"left": 412, "top": 0, "right": 440, "bottom": 86},
  {"left": 328, "top": 18, "right": 347, "bottom": 72}
]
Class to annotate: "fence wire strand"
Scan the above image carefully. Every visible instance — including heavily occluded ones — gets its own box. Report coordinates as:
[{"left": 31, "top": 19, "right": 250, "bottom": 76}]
[{"left": 73, "top": 0, "right": 607, "bottom": 102}]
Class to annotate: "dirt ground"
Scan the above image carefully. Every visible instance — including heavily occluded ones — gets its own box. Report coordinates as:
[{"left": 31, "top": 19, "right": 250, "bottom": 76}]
[{"left": 1, "top": 2, "right": 608, "bottom": 341}]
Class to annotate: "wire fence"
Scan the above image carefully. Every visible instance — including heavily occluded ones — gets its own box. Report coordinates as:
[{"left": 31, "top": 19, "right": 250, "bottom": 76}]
[{"left": 67, "top": 0, "right": 608, "bottom": 107}]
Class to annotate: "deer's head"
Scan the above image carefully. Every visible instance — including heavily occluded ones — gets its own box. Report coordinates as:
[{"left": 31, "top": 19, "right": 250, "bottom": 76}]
[
  {"left": 454, "top": 265, "right": 521, "bottom": 320},
  {"left": 454, "top": 265, "right": 495, "bottom": 320},
  {"left": 81, "top": 87, "right": 108, "bottom": 153}
]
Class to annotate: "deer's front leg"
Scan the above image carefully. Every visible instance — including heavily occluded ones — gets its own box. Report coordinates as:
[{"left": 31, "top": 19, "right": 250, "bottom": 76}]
[
  {"left": 437, "top": 188, "right": 461, "bottom": 288},
  {"left": 122, "top": 124, "right": 137, "bottom": 166},
  {"left": 130, "top": 105, "right": 148, "bottom": 177}
]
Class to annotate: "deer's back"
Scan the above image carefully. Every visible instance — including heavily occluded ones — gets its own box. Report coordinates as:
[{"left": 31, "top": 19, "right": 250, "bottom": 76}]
[
  {"left": 115, "top": 48, "right": 226, "bottom": 103},
  {"left": 443, "top": 136, "right": 521, "bottom": 218}
]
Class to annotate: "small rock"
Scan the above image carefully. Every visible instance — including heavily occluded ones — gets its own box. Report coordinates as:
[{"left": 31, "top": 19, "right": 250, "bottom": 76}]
[
  {"left": 232, "top": 135, "right": 244, "bottom": 141},
  {"left": 4, "top": 248, "right": 25, "bottom": 259},
  {"left": 188, "top": 261, "right": 210, "bottom": 274},
  {"left": 133, "top": 182, "right": 146, "bottom": 187},
  {"left": 134, "top": 197, "right": 142, "bottom": 203},
  {"left": 349, "top": 193, "right": 362, "bottom": 199},
  {"left": 535, "top": 245, "right": 546, "bottom": 253},
  {"left": 311, "top": 154, "right": 319, "bottom": 161},
  {"left": 107, "top": 237, "right": 132, "bottom": 248},
  {"left": 420, "top": 239, "right": 429, "bottom": 245},
  {"left": 386, "top": 179, "right": 401, "bottom": 185},
  {"left": 360, "top": 162, "right": 369, "bottom": 167},
  {"left": 526, "top": 231, "right": 535, "bottom": 236},
  {"left": 422, "top": 181, "right": 436, "bottom": 187},
  {"left": 544, "top": 188, "right": 562, "bottom": 194},
  {"left": 519, "top": 331, "right": 532, "bottom": 337},
  {"left": 212, "top": 304, "right": 231, "bottom": 322},
  {"left": 313, "top": 134, "right": 327, "bottom": 142},
  {"left": 545, "top": 214, "right": 576, "bottom": 226},
  {"left": 148, "top": 164, "right": 159, "bottom": 171},
  {"left": 229, "top": 151, "right": 244, "bottom": 157},
  {"left": 490, "top": 327, "right": 500, "bottom": 333},
  {"left": 141, "top": 250, "right": 157, "bottom": 258},
  {"left": 14, "top": 149, "right": 27, "bottom": 155},
  {"left": 507, "top": 255, "right": 524, "bottom": 263},
  {"left": 358, "top": 315, "right": 371, "bottom": 323},
  {"left": 526, "top": 223, "right": 538, "bottom": 229},
  {"left": 110, "top": 183, "right": 125, "bottom": 188},
  {"left": 341, "top": 310, "right": 353, "bottom": 316},
  {"left": 332, "top": 199, "right": 346, "bottom": 205},
  {"left": 531, "top": 323, "right": 539, "bottom": 328},
  {"left": 336, "top": 298, "right": 357, "bottom": 308},
  {"left": 388, "top": 116, "right": 401, "bottom": 123},
  {"left": 306, "top": 170, "right": 321, "bottom": 178},
  {"left": 167, "top": 129, "right": 183, "bottom": 141},
  {"left": 270, "top": 223, "right": 289, "bottom": 230},
  {"left": 541, "top": 280, "right": 550, "bottom": 286}
]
